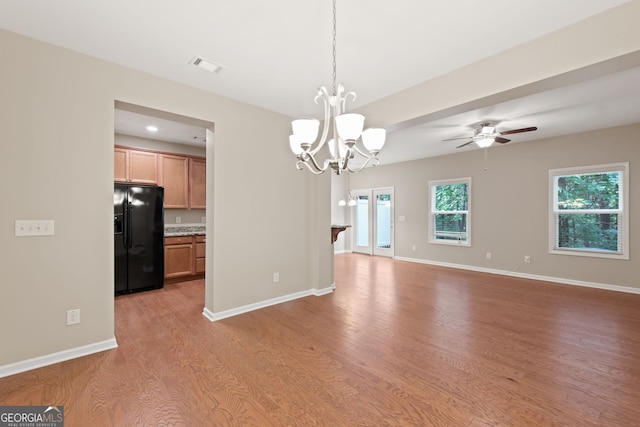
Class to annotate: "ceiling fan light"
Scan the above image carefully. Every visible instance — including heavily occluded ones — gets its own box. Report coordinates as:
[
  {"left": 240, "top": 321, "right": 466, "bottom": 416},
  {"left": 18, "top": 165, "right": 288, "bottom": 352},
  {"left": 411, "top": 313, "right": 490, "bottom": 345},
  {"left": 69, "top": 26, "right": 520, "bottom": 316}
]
[
  {"left": 362, "top": 128, "right": 386, "bottom": 153},
  {"left": 335, "top": 113, "right": 365, "bottom": 142},
  {"left": 481, "top": 126, "right": 495, "bottom": 134},
  {"left": 292, "top": 119, "right": 320, "bottom": 145},
  {"left": 476, "top": 137, "right": 494, "bottom": 148},
  {"left": 348, "top": 198, "right": 357, "bottom": 207},
  {"left": 338, "top": 199, "right": 346, "bottom": 207}
]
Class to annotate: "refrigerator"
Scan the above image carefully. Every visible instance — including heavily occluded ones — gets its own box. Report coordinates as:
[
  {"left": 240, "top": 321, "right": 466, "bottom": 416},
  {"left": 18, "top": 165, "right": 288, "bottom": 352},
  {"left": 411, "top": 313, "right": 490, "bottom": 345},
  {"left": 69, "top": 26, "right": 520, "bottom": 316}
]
[{"left": 114, "top": 184, "right": 164, "bottom": 295}]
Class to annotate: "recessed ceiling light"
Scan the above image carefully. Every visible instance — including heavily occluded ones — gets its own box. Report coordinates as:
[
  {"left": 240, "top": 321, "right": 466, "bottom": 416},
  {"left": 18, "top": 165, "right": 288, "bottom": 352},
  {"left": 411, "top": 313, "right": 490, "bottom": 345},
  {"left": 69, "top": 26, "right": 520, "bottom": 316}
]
[
  {"left": 190, "top": 55, "right": 225, "bottom": 74},
  {"left": 146, "top": 125, "right": 158, "bottom": 132}
]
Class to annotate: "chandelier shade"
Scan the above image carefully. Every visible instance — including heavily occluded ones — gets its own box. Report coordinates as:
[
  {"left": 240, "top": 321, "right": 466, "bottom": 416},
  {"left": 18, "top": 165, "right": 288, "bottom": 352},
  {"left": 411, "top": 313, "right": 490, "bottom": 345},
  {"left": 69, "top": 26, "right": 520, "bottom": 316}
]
[
  {"left": 289, "top": 0, "right": 385, "bottom": 175},
  {"left": 289, "top": 135, "right": 304, "bottom": 155},
  {"left": 335, "top": 113, "right": 365, "bottom": 142},
  {"left": 291, "top": 119, "right": 320, "bottom": 145},
  {"left": 362, "top": 128, "right": 386, "bottom": 154},
  {"left": 328, "top": 138, "right": 348, "bottom": 158}
]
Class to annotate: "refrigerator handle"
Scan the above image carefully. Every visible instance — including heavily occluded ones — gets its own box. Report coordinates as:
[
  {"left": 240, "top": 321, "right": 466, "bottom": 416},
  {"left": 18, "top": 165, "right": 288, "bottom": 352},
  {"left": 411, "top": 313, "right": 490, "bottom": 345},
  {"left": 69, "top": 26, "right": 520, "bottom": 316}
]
[{"left": 127, "top": 203, "right": 133, "bottom": 248}]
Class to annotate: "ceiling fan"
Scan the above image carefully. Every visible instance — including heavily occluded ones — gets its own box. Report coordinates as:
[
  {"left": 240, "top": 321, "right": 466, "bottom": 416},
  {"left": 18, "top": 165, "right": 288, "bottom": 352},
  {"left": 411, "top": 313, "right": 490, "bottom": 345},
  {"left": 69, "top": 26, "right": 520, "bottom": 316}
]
[{"left": 444, "top": 123, "right": 538, "bottom": 148}]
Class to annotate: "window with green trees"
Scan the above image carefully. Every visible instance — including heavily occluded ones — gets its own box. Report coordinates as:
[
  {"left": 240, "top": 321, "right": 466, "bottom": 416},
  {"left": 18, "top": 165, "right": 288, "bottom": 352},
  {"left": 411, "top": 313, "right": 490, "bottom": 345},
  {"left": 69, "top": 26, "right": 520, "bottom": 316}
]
[
  {"left": 550, "top": 163, "right": 628, "bottom": 259},
  {"left": 429, "top": 178, "right": 470, "bottom": 246}
]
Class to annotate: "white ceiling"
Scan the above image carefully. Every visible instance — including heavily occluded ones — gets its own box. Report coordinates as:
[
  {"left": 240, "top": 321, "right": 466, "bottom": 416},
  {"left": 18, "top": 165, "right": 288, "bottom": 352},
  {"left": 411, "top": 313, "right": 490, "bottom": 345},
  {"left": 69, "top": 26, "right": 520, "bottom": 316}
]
[{"left": 1, "top": 0, "right": 638, "bottom": 162}]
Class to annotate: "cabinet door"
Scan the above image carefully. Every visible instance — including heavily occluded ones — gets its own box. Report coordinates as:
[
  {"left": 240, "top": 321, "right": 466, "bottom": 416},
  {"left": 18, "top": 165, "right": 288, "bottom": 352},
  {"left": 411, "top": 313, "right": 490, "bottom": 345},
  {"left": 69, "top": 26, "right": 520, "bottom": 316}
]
[
  {"left": 164, "top": 242, "right": 194, "bottom": 278},
  {"left": 129, "top": 150, "right": 158, "bottom": 184},
  {"left": 195, "top": 236, "right": 206, "bottom": 274},
  {"left": 161, "top": 155, "right": 189, "bottom": 209},
  {"left": 114, "top": 148, "right": 129, "bottom": 182},
  {"left": 189, "top": 158, "right": 206, "bottom": 209}
]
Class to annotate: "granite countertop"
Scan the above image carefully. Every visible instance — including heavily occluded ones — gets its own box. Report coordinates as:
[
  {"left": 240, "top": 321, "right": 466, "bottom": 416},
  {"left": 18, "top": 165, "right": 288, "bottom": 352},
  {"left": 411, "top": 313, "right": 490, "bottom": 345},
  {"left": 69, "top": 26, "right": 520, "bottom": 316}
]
[{"left": 165, "top": 224, "right": 206, "bottom": 237}]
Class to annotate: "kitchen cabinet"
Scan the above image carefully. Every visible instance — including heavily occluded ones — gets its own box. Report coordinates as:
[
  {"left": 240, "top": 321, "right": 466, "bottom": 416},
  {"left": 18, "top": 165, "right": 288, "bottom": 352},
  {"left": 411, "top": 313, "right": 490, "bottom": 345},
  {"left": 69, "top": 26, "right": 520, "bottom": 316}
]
[
  {"left": 195, "top": 235, "right": 206, "bottom": 274},
  {"left": 164, "top": 235, "right": 206, "bottom": 281},
  {"left": 160, "top": 154, "right": 189, "bottom": 209},
  {"left": 189, "top": 158, "right": 207, "bottom": 209},
  {"left": 164, "top": 236, "right": 194, "bottom": 279},
  {"left": 114, "top": 147, "right": 158, "bottom": 184},
  {"left": 116, "top": 146, "right": 205, "bottom": 210}
]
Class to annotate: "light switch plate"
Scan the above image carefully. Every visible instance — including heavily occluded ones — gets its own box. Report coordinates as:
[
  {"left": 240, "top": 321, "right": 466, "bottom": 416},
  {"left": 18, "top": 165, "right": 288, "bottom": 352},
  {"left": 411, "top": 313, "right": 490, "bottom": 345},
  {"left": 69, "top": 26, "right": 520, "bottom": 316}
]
[{"left": 15, "top": 220, "right": 54, "bottom": 236}]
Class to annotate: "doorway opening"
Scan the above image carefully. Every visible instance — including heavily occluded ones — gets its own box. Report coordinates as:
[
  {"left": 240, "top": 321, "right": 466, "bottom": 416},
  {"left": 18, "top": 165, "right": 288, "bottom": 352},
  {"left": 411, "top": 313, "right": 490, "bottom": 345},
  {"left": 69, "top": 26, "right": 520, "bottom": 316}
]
[{"left": 113, "top": 101, "right": 213, "bottom": 303}]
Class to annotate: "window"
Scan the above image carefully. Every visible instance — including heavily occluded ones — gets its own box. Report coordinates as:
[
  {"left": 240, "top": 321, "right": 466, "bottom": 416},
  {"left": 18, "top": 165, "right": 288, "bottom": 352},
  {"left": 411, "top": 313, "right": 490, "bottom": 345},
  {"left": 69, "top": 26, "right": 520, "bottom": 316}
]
[
  {"left": 549, "top": 163, "right": 628, "bottom": 259},
  {"left": 429, "top": 178, "right": 471, "bottom": 246}
]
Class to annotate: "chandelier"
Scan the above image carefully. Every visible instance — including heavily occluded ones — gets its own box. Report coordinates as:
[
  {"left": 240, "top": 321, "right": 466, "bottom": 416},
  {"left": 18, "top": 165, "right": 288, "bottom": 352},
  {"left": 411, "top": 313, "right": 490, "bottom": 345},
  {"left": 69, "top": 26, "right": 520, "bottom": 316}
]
[{"left": 288, "top": 0, "right": 386, "bottom": 175}]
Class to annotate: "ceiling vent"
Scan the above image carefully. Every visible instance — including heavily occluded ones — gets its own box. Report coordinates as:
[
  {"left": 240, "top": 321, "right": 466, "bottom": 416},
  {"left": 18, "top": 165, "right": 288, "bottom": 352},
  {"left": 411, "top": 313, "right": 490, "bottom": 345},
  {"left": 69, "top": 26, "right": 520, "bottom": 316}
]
[{"left": 189, "top": 56, "right": 225, "bottom": 74}]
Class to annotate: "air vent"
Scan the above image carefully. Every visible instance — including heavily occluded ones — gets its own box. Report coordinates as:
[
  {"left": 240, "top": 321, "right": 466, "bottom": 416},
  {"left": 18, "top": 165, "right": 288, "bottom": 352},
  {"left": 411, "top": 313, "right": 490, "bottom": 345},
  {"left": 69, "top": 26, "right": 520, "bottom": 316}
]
[{"left": 190, "top": 56, "right": 225, "bottom": 74}]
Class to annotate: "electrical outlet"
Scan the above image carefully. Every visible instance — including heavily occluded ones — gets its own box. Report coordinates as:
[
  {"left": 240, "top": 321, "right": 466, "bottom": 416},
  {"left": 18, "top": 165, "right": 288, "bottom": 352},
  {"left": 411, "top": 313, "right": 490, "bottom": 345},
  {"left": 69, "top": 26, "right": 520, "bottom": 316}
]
[
  {"left": 175, "top": 216, "right": 182, "bottom": 224},
  {"left": 412, "top": 245, "right": 416, "bottom": 251},
  {"left": 486, "top": 252, "right": 492, "bottom": 259},
  {"left": 66, "top": 309, "right": 80, "bottom": 326},
  {"left": 273, "top": 272, "right": 280, "bottom": 283},
  {"left": 201, "top": 216, "right": 206, "bottom": 223},
  {"left": 524, "top": 255, "right": 531, "bottom": 263}
]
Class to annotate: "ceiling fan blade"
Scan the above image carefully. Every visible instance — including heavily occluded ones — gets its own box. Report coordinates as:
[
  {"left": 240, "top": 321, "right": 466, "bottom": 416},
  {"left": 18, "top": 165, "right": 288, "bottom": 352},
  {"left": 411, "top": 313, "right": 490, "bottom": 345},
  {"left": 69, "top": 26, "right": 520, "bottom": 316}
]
[
  {"left": 443, "top": 136, "right": 473, "bottom": 141},
  {"left": 494, "top": 136, "right": 510, "bottom": 143},
  {"left": 456, "top": 140, "right": 474, "bottom": 149},
  {"left": 499, "top": 126, "right": 537, "bottom": 136}
]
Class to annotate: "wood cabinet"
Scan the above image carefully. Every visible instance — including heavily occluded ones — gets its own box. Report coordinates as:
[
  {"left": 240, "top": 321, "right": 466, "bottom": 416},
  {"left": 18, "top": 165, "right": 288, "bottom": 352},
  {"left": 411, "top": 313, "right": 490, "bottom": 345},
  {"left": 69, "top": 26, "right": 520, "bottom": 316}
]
[
  {"left": 114, "top": 147, "right": 158, "bottom": 184},
  {"left": 115, "top": 146, "right": 205, "bottom": 210},
  {"left": 164, "top": 236, "right": 195, "bottom": 279},
  {"left": 164, "top": 235, "right": 206, "bottom": 280},
  {"left": 189, "top": 158, "right": 207, "bottom": 210},
  {"left": 195, "top": 235, "right": 206, "bottom": 274},
  {"left": 160, "top": 154, "right": 189, "bottom": 209}
]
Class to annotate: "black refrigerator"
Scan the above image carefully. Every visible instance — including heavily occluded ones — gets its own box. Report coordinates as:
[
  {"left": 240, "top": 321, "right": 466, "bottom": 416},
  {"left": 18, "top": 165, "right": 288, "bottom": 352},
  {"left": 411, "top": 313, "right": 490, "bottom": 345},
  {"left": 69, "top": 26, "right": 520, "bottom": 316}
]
[{"left": 114, "top": 184, "right": 164, "bottom": 295}]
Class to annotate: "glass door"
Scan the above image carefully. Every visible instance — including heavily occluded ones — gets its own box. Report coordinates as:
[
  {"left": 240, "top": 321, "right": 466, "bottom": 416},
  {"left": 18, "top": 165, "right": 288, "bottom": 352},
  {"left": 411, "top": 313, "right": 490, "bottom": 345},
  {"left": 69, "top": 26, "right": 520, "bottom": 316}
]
[
  {"left": 373, "top": 189, "right": 394, "bottom": 257},
  {"left": 353, "top": 192, "right": 371, "bottom": 254},
  {"left": 351, "top": 187, "right": 394, "bottom": 257}
]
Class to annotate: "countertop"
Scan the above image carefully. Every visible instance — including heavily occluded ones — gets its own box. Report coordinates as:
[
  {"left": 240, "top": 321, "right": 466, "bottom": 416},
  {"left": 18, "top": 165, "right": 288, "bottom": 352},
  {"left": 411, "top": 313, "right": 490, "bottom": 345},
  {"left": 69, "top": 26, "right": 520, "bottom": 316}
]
[{"left": 165, "top": 224, "right": 206, "bottom": 237}]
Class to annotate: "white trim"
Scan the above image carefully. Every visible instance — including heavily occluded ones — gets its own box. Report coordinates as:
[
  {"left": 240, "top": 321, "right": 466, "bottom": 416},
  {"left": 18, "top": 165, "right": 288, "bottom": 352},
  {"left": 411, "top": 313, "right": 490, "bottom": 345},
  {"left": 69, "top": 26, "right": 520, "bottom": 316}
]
[
  {"left": 429, "top": 177, "right": 471, "bottom": 247},
  {"left": 548, "top": 162, "right": 629, "bottom": 260},
  {"left": 0, "top": 338, "right": 118, "bottom": 379},
  {"left": 203, "top": 286, "right": 335, "bottom": 322},
  {"left": 394, "top": 256, "right": 640, "bottom": 295}
]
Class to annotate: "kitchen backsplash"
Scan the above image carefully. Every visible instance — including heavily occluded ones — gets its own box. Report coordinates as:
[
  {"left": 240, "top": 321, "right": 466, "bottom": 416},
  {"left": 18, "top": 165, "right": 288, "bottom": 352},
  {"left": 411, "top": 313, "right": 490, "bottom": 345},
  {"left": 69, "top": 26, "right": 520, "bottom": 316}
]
[{"left": 164, "top": 209, "right": 205, "bottom": 226}]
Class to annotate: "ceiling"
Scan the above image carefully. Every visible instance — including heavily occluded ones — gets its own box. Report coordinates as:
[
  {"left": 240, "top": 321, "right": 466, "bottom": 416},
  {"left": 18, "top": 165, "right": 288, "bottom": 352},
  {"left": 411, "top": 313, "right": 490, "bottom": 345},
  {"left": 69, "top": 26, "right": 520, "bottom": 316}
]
[{"left": 1, "top": 0, "right": 638, "bottom": 163}]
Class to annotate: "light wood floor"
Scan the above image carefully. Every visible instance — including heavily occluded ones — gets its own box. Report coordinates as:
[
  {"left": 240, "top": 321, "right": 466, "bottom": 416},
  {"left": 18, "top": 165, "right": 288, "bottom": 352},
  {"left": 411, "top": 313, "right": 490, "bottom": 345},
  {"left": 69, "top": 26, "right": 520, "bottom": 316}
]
[{"left": 2, "top": 254, "right": 640, "bottom": 426}]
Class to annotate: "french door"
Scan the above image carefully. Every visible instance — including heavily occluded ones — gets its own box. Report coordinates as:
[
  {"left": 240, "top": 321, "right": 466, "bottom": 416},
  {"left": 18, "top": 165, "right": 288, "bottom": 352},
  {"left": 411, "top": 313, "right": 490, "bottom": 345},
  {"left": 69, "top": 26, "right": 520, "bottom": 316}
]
[{"left": 352, "top": 187, "right": 394, "bottom": 257}]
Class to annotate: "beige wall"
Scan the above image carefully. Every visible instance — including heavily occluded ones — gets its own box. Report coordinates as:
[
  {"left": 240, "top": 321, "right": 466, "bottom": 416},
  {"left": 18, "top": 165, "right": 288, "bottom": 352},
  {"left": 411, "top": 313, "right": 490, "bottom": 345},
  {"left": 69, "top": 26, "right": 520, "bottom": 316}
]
[
  {"left": 347, "top": 124, "right": 640, "bottom": 290},
  {"left": 0, "top": 29, "right": 331, "bottom": 367}
]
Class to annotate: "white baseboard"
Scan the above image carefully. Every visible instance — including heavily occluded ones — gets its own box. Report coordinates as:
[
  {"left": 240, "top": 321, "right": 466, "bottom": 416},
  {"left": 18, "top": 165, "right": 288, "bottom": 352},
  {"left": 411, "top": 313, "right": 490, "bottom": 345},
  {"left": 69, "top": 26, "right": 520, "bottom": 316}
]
[
  {"left": 203, "top": 285, "right": 335, "bottom": 322},
  {"left": 394, "top": 256, "right": 640, "bottom": 295},
  {"left": 0, "top": 338, "right": 118, "bottom": 379}
]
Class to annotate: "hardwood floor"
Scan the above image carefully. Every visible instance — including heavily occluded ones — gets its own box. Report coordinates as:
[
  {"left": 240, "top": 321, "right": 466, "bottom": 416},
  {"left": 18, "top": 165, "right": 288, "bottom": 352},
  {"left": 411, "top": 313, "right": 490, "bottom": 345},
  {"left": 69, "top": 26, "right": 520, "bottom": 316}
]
[{"left": 2, "top": 253, "right": 640, "bottom": 426}]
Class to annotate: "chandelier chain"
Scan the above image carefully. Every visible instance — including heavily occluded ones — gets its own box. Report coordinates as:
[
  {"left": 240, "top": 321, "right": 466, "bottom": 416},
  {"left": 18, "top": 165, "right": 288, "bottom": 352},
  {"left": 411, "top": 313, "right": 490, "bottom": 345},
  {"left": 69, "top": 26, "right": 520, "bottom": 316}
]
[{"left": 332, "top": 0, "right": 337, "bottom": 96}]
